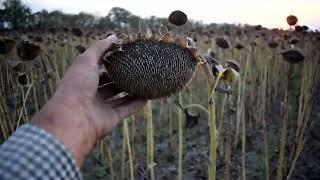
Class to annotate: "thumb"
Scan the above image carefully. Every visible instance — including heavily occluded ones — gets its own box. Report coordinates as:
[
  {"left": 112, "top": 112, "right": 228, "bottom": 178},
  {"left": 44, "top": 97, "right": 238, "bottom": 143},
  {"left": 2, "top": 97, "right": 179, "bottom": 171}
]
[{"left": 82, "top": 35, "right": 118, "bottom": 65}]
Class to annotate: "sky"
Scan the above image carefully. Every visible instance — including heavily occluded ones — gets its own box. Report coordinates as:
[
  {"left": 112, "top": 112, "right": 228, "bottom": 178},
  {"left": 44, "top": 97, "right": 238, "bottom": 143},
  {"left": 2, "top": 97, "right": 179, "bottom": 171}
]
[{"left": 5, "top": 0, "right": 320, "bottom": 30}]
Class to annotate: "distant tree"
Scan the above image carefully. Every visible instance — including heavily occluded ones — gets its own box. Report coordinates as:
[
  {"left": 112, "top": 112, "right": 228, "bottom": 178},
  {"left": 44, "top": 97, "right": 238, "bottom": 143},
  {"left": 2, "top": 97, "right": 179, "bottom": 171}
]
[
  {"left": 127, "top": 14, "right": 140, "bottom": 28},
  {"left": 145, "top": 16, "right": 168, "bottom": 27},
  {"left": 107, "top": 7, "right": 141, "bottom": 28},
  {"left": 108, "top": 7, "right": 130, "bottom": 27},
  {"left": 32, "top": 10, "right": 49, "bottom": 29},
  {"left": 47, "top": 10, "right": 65, "bottom": 27},
  {"left": 0, "top": 9, "right": 7, "bottom": 29},
  {"left": 0, "top": 9, "right": 5, "bottom": 21},
  {"left": 96, "top": 16, "right": 114, "bottom": 30},
  {"left": 0, "top": 1, "right": 202, "bottom": 32},
  {"left": 1, "top": 0, "right": 32, "bottom": 29},
  {"left": 73, "top": 12, "right": 96, "bottom": 28}
]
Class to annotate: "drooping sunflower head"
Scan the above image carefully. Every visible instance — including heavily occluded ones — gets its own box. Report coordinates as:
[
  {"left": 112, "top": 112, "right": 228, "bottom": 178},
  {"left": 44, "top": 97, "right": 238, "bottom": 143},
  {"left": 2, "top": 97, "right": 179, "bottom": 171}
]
[{"left": 103, "top": 17, "right": 200, "bottom": 99}]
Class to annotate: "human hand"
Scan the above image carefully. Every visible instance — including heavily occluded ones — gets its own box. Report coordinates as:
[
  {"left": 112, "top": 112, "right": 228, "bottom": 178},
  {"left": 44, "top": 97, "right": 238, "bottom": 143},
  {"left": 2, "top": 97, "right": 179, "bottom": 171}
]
[{"left": 32, "top": 35, "right": 147, "bottom": 166}]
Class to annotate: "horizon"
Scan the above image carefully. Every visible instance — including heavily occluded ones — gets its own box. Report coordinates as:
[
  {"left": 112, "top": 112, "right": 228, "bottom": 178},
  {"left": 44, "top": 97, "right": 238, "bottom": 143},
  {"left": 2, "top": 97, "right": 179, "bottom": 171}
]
[{"left": 10, "top": 0, "right": 320, "bottom": 30}]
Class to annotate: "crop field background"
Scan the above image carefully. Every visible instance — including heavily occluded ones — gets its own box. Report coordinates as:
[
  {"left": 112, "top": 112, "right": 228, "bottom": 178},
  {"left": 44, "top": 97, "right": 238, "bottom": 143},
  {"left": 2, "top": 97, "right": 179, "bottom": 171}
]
[{"left": 0, "top": 0, "right": 320, "bottom": 180}]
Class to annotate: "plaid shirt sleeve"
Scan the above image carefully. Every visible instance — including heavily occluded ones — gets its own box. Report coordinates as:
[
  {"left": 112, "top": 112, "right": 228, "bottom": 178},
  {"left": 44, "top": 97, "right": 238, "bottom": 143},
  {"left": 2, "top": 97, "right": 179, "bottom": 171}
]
[{"left": 0, "top": 125, "right": 83, "bottom": 180}]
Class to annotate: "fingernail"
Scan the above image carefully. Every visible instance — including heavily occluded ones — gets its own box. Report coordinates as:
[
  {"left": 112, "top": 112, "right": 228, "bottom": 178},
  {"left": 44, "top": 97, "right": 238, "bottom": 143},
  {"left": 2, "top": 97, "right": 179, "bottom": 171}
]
[{"left": 106, "top": 34, "right": 118, "bottom": 42}]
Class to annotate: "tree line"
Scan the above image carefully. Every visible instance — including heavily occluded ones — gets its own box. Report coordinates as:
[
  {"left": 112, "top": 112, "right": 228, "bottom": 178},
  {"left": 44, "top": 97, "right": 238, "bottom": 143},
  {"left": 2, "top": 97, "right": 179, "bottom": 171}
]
[{"left": 0, "top": 0, "right": 173, "bottom": 31}]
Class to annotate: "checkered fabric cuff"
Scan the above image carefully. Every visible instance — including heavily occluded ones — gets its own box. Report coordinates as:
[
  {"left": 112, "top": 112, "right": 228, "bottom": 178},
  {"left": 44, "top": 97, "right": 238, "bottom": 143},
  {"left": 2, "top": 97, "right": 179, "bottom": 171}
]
[{"left": 0, "top": 125, "right": 83, "bottom": 180}]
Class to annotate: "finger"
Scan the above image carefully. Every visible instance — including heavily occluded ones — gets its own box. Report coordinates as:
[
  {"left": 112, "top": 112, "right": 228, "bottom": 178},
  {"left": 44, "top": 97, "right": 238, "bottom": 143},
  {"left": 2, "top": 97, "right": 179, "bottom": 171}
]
[
  {"left": 114, "top": 99, "right": 147, "bottom": 120},
  {"left": 81, "top": 35, "right": 118, "bottom": 65}
]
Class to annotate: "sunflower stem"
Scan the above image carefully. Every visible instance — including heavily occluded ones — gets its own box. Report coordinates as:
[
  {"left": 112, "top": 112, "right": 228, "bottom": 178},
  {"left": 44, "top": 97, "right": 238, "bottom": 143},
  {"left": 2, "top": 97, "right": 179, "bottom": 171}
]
[
  {"left": 124, "top": 118, "right": 134, "bottom": 180},
  {"left": 144, "top": 101, "right": 155, "bottom": 180},
  {"left": 177, "top": 93, "right": 184, "bottom": 180}
]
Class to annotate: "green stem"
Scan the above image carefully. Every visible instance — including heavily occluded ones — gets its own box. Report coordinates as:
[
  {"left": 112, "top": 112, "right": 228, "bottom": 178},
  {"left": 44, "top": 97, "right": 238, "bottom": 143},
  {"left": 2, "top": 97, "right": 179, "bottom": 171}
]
[
  {"left": 107, "top": 145, "right": 115, "bottom": 180},
  {"left": 199, "top": 55, "right": 217, "bottom": 180},
  {"left": 145, "top": 101, "right": 155, "bottom": 180},
  {"left": 208, "top": 98, "right": 217, "bottom": 180},
  {"left": 207, "top": 76, "right": 222, "bottom": 180},
  {"left": 234, "top": 77, "right": 242, "bottom": 146},
  {"left": 223, "top": 85, "right": 231, "bottom": 180},
  {"left": 124, "top": 118, "right": 134, "bottom": 180}
]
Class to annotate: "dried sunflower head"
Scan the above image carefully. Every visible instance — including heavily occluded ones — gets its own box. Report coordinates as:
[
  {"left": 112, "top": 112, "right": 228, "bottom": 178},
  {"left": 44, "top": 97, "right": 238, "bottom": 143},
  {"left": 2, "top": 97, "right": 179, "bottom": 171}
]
[
  {"left": 71, "top": 28, "right": 83, "bottom": 37},
  {"left": 105, "top": 37, "right": 198, "bottom": 99},
  {"left": 17, "top": 73, "right": 29, "bottom": 86},
  {"left": 254, "top": 25, "right": 263, "bottom": 31},
  {"left": 287, "top": 15, "right": 298, "bottom": 26},
  {"left": 75, "top": 44, "right": 86, "bottom": 54},
  {"left": 103, "top": 10, "right": 198, "bottom": 99},
  {"left": 289, "top": 37, "right": 299, "bottom": 45},
  {"left": 234, "top": 43, "right": 245, "bottom": 50},
  {"left": 281, "top": 49, "right": 304, "bottom": 64},
  {"left": 302, "top": 25, "right": 309, "bottom": 31},
  {"left": 16, "top": 41, "right": 41, "bottom": 61},
  {"left": 0, "top": 38, "right": 16, "bottom": 55},
  {"left": 34, "top": 36, "right": 43, "bottom": 43},
  {"left": 168, "top": 10, "right": 188, "bottom": 26},
  {"left": 223, "top": 60, "right": 240, "bottom": 73},
  {"left": 216, "top": 37, "right": 229, "bottom": 49},
  {"left": 204, "top": 55, "right": 223, "bottom": 77},
  {"left": 267, "top": 37, "right": 280, "bottom": 49},
  {"left": 295, "top": 26, "right": 304, "bottom": 32}
]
